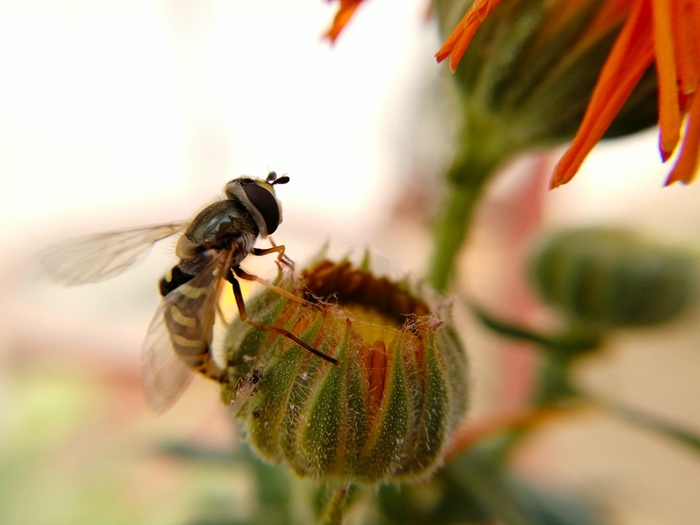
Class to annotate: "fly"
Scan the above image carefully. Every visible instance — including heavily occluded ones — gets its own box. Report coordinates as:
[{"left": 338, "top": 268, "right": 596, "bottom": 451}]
[{"left": 42, "top": 172, "right": 338, "bottom": 412}]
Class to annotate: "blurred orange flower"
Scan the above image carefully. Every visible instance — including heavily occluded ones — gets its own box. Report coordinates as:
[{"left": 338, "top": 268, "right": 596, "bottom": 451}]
[{"left": 436, "top": 0, "right": 700, "bottom": 186}]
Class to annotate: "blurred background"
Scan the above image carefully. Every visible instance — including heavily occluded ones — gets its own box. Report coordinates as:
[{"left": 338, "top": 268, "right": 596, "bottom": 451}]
[{"left": 0, "top": 1, "right": 699, "bottom": 524}]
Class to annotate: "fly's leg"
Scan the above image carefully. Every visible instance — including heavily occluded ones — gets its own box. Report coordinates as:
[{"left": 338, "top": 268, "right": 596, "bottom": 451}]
[
  {"left": 234, "top": 266, "right": 317, "bottom": 308},
  {"left": 252, "top": 244, "right": 285, "bottom": 259},
  {"left": 253, "top": 238, "right": 294, "bottom": 268},
  {"left": 227, "top": 271, "right": 339, "bottom": 366},
  {"left": 197, "top": 354, "right": 227, "bottom": 384}
]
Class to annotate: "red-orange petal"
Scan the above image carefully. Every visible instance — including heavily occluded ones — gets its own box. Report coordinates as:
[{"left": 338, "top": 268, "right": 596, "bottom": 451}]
[
  {"left": 666, "top": 94, "right": 700, "bottom": 184},
  {"left": 324, "top": 0, "right": 363, "bottom": 43},
  {"left": 551, "top": 0, "right": 654, "bottom": 188},
  {"left": 672, "top": 0, "right": 699, "bottom": 96},
  {"left": 661, "top": 0, "right": 700, "bottom": 184},
  {"left": 435, "top": 0, "right": 502, "bottom": 72},
  {"left": 651, "top": 0, "right": 682, "bottom": 160},
  {"left": 580, "top": 0, "right": 633, "bottom": 44},
  {"left": 666, "top": 0, "right": 700, "bottom": 184}
]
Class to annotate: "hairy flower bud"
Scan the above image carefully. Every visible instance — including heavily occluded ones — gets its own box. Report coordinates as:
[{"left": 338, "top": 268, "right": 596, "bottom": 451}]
[
  {"left": 528, "top": 227, "right": 698, "bottom": 329},
  {"left": 221, "top": 256, "right": 469, "bottom": 484}
]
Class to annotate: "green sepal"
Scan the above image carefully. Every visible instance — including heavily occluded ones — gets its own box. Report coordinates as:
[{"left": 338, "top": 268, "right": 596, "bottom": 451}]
[
  {"left": 397, "top": 331, "right": 450, "bottom": 478},
  {"left": 359, "top": 339, "right": 410, "bottom": 481},
  {"left": 296, "top": 330, "right": 348, "bottom": 477}
]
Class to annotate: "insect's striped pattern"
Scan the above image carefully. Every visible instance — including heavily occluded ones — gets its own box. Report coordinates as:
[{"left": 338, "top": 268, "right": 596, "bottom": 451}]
[{"left": 42, "top": 173, "right": 336, "bottom": 413}]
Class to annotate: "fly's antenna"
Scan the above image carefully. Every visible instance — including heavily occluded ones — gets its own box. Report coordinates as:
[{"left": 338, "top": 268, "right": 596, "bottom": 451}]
[{"left": 267, "top": 171, "right": 290, "bottom": 185}]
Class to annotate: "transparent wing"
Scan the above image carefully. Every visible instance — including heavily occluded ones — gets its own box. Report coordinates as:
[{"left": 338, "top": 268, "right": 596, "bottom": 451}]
[
  {"left": 140, "top": 300, "right": 195, "bottom": 413},
  {"left": 141, "top": 250, "right": 232, "bottom": 412},
  {"left": 41, "top": 222, "right": 186, "bottom": 285}
]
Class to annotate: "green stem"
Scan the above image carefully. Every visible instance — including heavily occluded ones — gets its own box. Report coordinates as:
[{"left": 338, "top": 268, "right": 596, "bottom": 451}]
[
  {"left": 531, "top": 353, "right": 577, "bottom": 406},
  {"left": 470, "top": 303, "right": 602, "bottom": 353},
  {"left": 585, "top": 394, "right": 700, "bottom": 455},
  {"left": 428, "top": 153, "right": 501, "bottom": 292},
  {"left": 316, "top": 484, "right": 355, "bottom": 525}
]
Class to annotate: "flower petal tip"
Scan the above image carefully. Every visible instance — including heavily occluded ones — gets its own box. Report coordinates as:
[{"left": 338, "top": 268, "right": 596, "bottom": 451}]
[
  {"left": 323, "top": 32, "right": 340, "bottom": 45},
  {"left": 665, "top": 172, "right": 691, "bottom": 186},
  {"left": 659, "top": 140, "right": 677, "bottom": 163},
  {"left": 549, "top": 167, "right": 574, "bottom": 189}
]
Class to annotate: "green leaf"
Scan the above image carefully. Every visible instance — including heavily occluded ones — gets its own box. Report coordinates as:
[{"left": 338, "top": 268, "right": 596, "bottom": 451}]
[{"left": 470, "top": 303, "right": 601, "bottom": 353}]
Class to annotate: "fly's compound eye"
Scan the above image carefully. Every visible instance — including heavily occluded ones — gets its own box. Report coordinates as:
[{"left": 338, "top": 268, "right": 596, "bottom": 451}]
[{"left": 242, "top": 182, "right": 282, "bottom": 235}]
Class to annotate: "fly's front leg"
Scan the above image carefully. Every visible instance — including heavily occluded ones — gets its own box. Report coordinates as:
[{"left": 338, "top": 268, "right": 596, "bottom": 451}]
[
  {"left": 226, "top": 269, "right": 339, "bottom": 366},
  {"left": 253, "top": 237, "right": 294, "bottom": 268},
  {"left": 233, "top": 266, "right": 315, "bottom": 307}
]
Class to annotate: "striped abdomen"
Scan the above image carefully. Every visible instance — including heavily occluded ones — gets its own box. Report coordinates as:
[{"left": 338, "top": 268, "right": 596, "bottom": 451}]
[{"left": 159, "top": 250, "right": 230, "bottom": 382}]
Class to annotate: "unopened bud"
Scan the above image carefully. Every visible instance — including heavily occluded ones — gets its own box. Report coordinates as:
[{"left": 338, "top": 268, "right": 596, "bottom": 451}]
[
  {"left": 221, "top": 256, "right": 469, "bottom": 484},
  {"left": 528, "top": 227, "right": 698, "bottom": 329}
]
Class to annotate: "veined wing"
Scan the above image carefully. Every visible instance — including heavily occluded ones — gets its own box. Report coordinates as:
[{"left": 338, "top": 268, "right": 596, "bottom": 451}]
[
  {"left": 141, "top": 249, "right": 232, "bottom": 412},
  {"left": 41, "top": 222, "right": 186, "bottom": 285},
  {"left": 140, "top": 303, "right": 194, "bottom": 413}
]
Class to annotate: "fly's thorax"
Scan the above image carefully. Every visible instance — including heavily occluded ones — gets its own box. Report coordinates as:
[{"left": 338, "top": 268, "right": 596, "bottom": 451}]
[
  {"left": 221, "top": 257, "right": 469, "bottom": 485},
  {"left": 175, "top": 199, "right": 259, "bottom": 262},
  {"left": 223, "top": 177, "right": 283, "bottom": 238}
]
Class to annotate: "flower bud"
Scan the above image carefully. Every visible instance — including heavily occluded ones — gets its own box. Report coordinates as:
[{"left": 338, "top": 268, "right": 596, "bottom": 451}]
[
  {"left": 428, "top": 1, "right": 661, "bottom": 291},
  {"left": 528, "top": 227, "right": 698, "bottom": 329},
  {"left": 432, "top": 0, "right": 658, "bottom": 181},
  {"left": 221, "top": 256, "right": 469, "bottom": 484}
]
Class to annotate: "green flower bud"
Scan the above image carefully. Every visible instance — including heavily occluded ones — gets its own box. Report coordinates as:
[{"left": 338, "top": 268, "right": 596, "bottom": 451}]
[
  {"left": 433, "top": 0, "right": 658, "bottom": 164},
  {"left": 528, "top": 227, "right": 698, "bottom": 329},
  {"left": 428, "top": 1, "right": 660, "bottom": 291},
  {"left": 221, "top": 256, "right": 469, "bottom": 484}
]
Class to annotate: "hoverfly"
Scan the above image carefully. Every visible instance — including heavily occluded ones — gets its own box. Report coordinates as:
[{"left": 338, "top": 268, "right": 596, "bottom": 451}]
[{"left": 42, "top": 172, "right": 338, "bottom": 412}]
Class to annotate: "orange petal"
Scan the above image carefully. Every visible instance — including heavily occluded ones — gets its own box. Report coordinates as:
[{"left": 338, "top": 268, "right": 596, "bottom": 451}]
[
  {"left": 324, "top": 0, "right": 363, "bottom": 43},
  {"left": 663, "top": 0, "right": 700, "bottom": 184},
  {"left": 666, "top": 95, "right": 700, "bottom": 184},
  {"left": 651, "top": 0, "right": 682, "bottom": 160},
  {"left": 672, "top": 0, "right": 700, "bottom": 96},
  {"left": 551, "top": 0, "right": 654, "bottom": 188},
  {"left": 435, "top": 0, "right": 502, "bottom": 71},
  {"left": 581, "top": 0, "right": 634, "bottom": 41}
]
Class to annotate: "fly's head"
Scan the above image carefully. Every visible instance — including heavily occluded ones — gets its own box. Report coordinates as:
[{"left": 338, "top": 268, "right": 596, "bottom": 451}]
[{"left": 224, "top": 172, "right": 290, "bottom": 238}]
